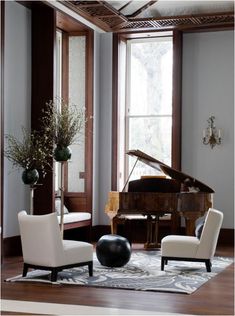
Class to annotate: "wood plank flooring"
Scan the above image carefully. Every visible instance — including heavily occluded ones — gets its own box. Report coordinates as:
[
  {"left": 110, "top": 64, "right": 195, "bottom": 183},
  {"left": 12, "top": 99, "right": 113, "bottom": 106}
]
[{"left": 1, "top": 244, "right": 234, "bottom": 315}]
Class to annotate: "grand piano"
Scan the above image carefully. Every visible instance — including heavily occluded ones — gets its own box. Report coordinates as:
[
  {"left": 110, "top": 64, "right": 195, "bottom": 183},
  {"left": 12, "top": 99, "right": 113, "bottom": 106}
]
[{"left": 105, "top": 149, "right": 214, "bottom": 248}]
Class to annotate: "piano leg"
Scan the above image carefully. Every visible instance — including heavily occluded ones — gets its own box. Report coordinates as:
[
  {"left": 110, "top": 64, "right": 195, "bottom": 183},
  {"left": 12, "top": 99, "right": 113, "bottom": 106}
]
[
  {"left": 180, "top": 211, "right": 204, "bottom": 236},
  {"left": 145, "top": 215, "right": 159, "bottom": 249},
  {"left": 111, "top": 216, "right": 126, "bottom": 235},
  {"left": 111, "top": 217, "right": 117, "bottom": 234},
  {"left": 171, "top": 212, "right": 181, "bottom": 234}
]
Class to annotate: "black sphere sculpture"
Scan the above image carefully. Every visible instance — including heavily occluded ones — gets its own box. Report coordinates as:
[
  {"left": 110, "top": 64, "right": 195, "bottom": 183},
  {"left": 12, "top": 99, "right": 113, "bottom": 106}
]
[{"left": 96, "top": 234, "right": 131, "bottom": 267}]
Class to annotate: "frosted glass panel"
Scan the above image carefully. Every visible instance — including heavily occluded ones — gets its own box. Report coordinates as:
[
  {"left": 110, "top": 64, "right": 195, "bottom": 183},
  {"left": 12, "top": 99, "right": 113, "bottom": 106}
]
[{"left": 68, "top": 36, "right": 86, "bottom": 192}]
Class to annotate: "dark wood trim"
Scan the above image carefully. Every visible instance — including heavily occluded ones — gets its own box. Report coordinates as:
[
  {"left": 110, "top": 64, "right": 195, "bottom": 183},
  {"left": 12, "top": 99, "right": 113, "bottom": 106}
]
[
  {"left": 63, "top": 219, "right": 91, "bottom": 231},
  {"left": 56, "top": 11, "right": 90, "bottom": 32},
  {"left": 31, "top": 2, "right": 56, "bottom": 214},
  {"left": 111, "top": 31, "right": 181, "bottom": 188},
  {"left": 55, "top": 12, "right": 94, "bottom": 215},
  {"left": 58, "top": 0, "right": 113, "bottom": 32},
  {"left": 112, "top": 26, "right": 234, "bottom": 40},
  {"left": 111, "top": 33, "right": 119, "bottom": 191},
  {"left": 92, "top": 225, "right": 112, "bottom": 242},
  {"left": 61, "top": 29, "right": 94, "bottom": 214},
  {"left": 218, "top": 228, "right": 235, "bottom": 246},
  {"left": 61, "top": 1, "right": 234, "bottom": 33},
  {"left": 62, "top": 31, "right": 69, "bottom": 103},
  {"left": 1, "top": 0, "right": 5, "bottom": 261},
  {"left": 64, "top": 192, "right": 88, "bottom": 198},
  {"left": 172, "top": 30, "right": 182, "bottom": 171},
  {"left": 3, "top": 236, "right": 22, "bottom": 257}
]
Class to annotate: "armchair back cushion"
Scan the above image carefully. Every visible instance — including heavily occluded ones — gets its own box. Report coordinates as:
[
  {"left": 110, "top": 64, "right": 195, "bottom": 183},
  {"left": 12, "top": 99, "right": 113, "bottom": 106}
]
[
  {"left": 18, "top": 211, "right": 64, "bottom": 267},
  {"left": 196, "top": 208, "right": 223, "bottom": 259}
]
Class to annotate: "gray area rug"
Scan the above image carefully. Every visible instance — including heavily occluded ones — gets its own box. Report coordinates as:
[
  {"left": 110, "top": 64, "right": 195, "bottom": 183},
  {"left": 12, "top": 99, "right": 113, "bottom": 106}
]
[{"left": 6, "top": 251, "right": 232, "bottom": 294}]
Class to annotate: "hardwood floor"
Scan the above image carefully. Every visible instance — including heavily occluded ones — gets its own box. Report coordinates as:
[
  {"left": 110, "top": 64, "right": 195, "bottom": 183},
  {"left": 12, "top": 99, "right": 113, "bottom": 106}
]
[{"left": 1, "top": 244, "right": 234, "bottom": 315}]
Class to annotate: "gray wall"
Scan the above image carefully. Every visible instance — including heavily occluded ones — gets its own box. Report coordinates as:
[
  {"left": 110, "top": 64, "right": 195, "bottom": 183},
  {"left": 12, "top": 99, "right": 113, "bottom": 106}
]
[
  {"left": 3, "top": 1, "right": 32, "bottom": 237},
  {"left": 182, "top": 30, "right": 234, "bottom": 228},
  {"left": 97, "top": 33, "right": 113, "bottom": 225}
]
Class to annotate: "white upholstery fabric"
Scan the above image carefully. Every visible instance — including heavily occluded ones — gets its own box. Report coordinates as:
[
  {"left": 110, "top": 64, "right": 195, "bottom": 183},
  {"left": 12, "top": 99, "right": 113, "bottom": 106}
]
[
  {"left": 161, "top": 208, "right": 223, "bottom": 260},
  {"left": 57, "top": 212, "right": 91, "bottom": 224},
  {"left": 161, "top": 235, "right": 200, "bottom": 258},
  {"left": 196, "top": 208, "right": 223, "bottom": 259},
  {"left": 18, "top": 211, "right": 93, "bottom": 267},
  {"left": 61, "top": 240, "right": 93, "bottom": 266}
]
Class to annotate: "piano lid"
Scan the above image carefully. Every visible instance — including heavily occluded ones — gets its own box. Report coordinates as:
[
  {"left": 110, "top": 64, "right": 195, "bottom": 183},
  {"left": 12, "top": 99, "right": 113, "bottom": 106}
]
[{"left": 126, "top": 149, "right": 214, "bottom": 193}]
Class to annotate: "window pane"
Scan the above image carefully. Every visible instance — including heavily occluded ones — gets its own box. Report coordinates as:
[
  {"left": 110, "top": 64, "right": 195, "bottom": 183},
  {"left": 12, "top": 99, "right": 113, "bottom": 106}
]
[
  {"left": 128, "top": 117, "right": 172, "bottom": 180},
  {"left": 129, "top": 39, "right": 172, "bottom": 116}
]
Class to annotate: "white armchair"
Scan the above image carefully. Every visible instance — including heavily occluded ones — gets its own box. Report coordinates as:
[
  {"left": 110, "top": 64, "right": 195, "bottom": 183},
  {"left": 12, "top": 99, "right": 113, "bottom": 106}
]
[
  {"left": 18, "top": 211, "right": 93, "bottom": 281},
  {"left": 161, "top": 208, "right": 223, "bottom": 272}
]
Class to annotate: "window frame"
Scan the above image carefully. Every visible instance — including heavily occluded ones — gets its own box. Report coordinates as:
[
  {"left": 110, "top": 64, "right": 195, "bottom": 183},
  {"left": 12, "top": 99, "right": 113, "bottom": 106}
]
[
  {"left": 58, "top": 28, "right": 94, "bottom": 212},
  {"left": 112, "top": 30, "right": 182, "bottom": 191}
]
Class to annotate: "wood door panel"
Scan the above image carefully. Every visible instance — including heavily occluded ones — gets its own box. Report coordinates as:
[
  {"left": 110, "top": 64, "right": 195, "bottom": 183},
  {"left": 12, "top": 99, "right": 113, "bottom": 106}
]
[{"left": 64, "top": 196, "right": 89, "bottom": 212}]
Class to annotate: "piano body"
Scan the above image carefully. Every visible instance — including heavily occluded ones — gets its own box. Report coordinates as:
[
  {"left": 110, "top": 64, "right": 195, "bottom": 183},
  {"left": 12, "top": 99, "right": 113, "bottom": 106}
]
[{"left": 105, "top": 150, "right": 214, "bottom": 248}]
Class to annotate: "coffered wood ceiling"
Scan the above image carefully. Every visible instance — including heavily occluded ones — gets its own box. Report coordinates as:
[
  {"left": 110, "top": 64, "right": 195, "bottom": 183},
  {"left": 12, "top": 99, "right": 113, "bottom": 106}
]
[{"left": 60, "top": 1, "right": 234, "bottom": 32}]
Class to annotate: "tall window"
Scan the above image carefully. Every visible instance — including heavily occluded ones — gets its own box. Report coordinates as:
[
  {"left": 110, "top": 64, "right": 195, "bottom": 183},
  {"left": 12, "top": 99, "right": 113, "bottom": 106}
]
[
  {"left": 54, "top": 26, "right": 94, "bottom": 212},
  {"left": 118, "top": 36, "right": 173, "bottom": 189}
]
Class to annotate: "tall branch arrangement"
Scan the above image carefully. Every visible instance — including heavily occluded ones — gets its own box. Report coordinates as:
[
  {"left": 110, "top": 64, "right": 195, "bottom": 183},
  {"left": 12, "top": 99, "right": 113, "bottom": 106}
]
[
  {"left": 41, "top": 98, "right": 86, "bottom": 237},
  {"left": 4, "top": 127, "right": 52, "bottom": 177},
  {"left": 41, "top": 99, "right": 85, "bottom": 149}
]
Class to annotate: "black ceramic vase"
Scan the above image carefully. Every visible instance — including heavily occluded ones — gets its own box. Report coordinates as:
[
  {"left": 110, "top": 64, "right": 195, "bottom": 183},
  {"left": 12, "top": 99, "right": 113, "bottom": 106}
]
[
  {"left": 54, "top": 146, "right": 72, "bottom": 162},
  {"left": 22, "top": 169, "right": 39, "bottom": 185}
]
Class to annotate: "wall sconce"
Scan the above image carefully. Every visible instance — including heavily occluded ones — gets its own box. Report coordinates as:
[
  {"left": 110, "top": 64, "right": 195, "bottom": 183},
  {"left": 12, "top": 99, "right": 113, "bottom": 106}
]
[{"left": 203, "top": 116, "right": 221, "bottom": 149}]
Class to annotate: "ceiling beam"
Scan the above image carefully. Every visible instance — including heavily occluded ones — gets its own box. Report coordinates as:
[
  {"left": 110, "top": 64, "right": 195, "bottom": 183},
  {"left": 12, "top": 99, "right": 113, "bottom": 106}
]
[
  {"left": 127, "top": 1, "right": 158, "bottom": 18},
  {"left": 98, "top": 1, "right": 128, "bottom": 21},
  {"left": 118, "top": 1, "right": 133, "bottom": 12}
]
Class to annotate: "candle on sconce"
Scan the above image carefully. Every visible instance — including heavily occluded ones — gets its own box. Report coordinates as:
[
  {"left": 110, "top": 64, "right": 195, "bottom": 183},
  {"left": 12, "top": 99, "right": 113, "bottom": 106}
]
[
  {"left": 209, "top": 128, "right": 212, "bottom": 136},
  {"left": 203, "top": 129, "right": 206, "bottom": 138},
  {"left": 218, "top": 129, "right": 221, "bottom": 138}
]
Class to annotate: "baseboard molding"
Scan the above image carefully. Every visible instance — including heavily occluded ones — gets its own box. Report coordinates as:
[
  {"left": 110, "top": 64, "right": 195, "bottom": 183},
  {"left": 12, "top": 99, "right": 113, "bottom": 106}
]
[
  {"left": 3, "top": 227, "right": 234, "bottom": 258},
  {"left": 3, "top": 235, "right": 22, "bottom": 257},
  {"left": 218, "top": 228, "right": 234, "bottom": 246}
]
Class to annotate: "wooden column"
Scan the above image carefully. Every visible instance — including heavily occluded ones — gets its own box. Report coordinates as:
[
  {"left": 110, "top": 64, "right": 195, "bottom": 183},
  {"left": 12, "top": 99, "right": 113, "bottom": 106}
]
[
  {"left": 31, "top": 2, "right": 55, "bottom": 214},
  {"left": 172, "top": 30, "right": 182, "bottom": 171}
]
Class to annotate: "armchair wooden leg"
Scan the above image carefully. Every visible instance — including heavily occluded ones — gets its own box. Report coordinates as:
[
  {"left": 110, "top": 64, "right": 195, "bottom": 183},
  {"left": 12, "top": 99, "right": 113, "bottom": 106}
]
[
  {"left": 205, "top": 259, "right": 212, "bottom": 272},
  {"left": 88, "top": 262, "right": 93, "bottom": 277},
  {"left": 161, "top": 257, "right": 165, "bottom": 271},
  {"left": 23, "top": 263, "right": 29, "bottom": 277},
  {"left": 51, "top": 268, "right": 58, "bottom": 282}
]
